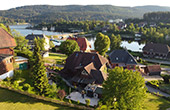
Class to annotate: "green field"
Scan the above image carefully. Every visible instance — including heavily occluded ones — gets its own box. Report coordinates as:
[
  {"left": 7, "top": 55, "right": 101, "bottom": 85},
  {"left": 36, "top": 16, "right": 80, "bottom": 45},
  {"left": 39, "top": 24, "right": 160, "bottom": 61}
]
[
  {"left": 44, "top": 53, "right": 67, "bottom": 64},
  {"left": 143, "top": 93, "right": 170, "bottom": 110},
  {"left": 0, "top": 88, "right": 73, "bottom": 110}
]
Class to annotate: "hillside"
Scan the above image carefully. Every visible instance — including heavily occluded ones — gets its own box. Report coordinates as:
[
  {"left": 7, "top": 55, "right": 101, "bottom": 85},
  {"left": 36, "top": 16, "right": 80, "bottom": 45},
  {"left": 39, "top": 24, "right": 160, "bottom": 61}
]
[{"left": 1, "top": 5, "right": 170, "bottom": 24}]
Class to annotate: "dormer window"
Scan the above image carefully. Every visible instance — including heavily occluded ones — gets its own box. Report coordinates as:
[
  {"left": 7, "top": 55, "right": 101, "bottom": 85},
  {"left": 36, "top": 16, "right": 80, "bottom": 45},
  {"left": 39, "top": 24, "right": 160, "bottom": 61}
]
[
  {"left": 116, "top": 57, "right": 118, "bottom": 60},
  {"left": 131, "top": 59, "right": 133, "bottom": 62},
  {"left": 81, "top": 70, "right": 88, "bottom": 75}
]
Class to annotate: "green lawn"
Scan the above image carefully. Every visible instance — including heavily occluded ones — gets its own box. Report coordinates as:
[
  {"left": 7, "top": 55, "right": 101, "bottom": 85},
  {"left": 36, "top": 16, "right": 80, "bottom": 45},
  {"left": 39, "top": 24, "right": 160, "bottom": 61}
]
[
  {"left": 143, "top": 93, "right": 170, "bottom": 110},
  {"left": 0, "top": 88, "right": 74, "bottom": 110},
  {"left": 44, "top": 53, "right": 67, "bottom": 64}
]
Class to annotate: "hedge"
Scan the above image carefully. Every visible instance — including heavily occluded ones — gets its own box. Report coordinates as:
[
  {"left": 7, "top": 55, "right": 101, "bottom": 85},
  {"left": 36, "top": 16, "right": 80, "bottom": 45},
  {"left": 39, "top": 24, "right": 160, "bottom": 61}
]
[{"left": 0, "top": 84, "right": 94, "bottom": 110}]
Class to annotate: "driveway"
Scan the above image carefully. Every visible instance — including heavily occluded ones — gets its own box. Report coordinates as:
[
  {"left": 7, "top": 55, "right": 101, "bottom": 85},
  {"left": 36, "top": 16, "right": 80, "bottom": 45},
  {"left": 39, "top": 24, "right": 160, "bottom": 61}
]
[
  {"left": 66, "top": 91, "right": 99, "bottom": 106},
  {"left": 146, "top": 85, "right": 170, "bottom": 97}
]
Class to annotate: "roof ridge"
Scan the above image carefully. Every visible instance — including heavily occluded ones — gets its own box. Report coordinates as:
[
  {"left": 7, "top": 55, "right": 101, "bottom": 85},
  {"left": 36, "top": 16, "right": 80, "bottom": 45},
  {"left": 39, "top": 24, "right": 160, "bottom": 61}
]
[{"left": 0, "top": 28, "right": 14, "bottom": 38}]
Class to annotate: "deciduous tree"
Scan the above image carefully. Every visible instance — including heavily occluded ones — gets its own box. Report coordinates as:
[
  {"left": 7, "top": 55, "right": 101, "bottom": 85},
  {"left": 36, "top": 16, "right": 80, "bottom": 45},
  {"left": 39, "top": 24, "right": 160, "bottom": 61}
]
[
  {"left": 59, "top": 39, "right": 80, "bottom": 56},
  {"left": 94, "top": 32, "right": 110, "bottom": 56},
  {"left": 103, "top": 67, "right": 146, "bottom": 110}
]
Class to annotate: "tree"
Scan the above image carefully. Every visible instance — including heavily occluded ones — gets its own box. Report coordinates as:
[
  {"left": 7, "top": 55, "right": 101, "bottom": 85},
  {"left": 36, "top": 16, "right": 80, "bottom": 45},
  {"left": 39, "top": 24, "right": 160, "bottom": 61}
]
[
  {"left": 57, "top": 89, "right": 66, "bottom": 100},
  {"left": 59, "top": 39, "right": 80, "bottom": 56},
  {"left": 103, "top": 67, "right": 146, "bottom": 110},
  {"left": 94, "top": 32, "right": 110, "bottom": 56},
  {"left": 32, "top": 38, "right": 50, "bottom": 95},
  {"left": 12, "top": 29, "right": 29, "bottom": 51},
  {"left": 110, "top": 34, "right": 122, "bottom": 51}
]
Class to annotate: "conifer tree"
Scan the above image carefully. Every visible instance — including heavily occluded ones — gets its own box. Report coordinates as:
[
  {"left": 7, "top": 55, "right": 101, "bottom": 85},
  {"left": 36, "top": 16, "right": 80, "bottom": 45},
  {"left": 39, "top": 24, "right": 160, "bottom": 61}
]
[{"left": 32, "top": 37, "right": 50, "bottom": 95}]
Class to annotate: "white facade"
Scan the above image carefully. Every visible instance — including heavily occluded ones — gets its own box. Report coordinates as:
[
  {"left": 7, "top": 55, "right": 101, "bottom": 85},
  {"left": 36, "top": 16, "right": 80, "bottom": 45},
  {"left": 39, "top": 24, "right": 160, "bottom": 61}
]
[
  {"left": 0, "top": 70, "right": 14, "bottom": 80},
  {"left": 44, "top": 36, "right": 50, "bottom": 50}
]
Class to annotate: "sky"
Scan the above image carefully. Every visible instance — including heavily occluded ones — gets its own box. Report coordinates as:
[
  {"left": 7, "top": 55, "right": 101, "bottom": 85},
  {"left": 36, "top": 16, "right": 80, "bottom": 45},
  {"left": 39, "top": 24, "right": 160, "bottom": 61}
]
[{"left": 1, "top": 0, "right": 170, "bottom": 10}]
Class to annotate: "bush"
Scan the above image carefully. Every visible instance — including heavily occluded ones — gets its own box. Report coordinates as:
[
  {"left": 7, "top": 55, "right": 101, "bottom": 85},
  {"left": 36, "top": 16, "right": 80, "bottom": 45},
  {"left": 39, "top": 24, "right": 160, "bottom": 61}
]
[
  {"left": 48, "top": 83, "right": 59, "bottom": 98},
  {"left": 13, "top": 70, "right": 22, "bottom": 80},
  {"left": 77, "top": 100, "right": 80, "bottom": 104},
  {"left": 85, "top": 99, "right": 90, "bottom": 107},
  {"left": 57, "top": 89, "right": 66, "bottom": 100},
  {"left": 161, "top": 74, "right": 170, "bottom": 84},
  {"left": 147, "top": 80, "right": 160, "bottom": 88}
]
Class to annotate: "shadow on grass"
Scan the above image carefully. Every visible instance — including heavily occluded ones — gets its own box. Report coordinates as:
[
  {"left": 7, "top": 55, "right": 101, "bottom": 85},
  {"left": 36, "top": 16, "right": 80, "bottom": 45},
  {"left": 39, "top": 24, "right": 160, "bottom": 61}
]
[
  {"left": 49, "top": 53, "right": 66, "bottom": 58},
  {"left": 147, "top": 95, "right": 170, "bottom": 110},
  {"left": 0, "top": 88, "right": 75, "bottom": 110}
]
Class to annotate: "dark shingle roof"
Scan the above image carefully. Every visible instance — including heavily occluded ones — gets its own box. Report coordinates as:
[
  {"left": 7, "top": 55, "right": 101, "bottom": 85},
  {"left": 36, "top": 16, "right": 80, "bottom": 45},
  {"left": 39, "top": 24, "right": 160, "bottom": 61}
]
[
  {"left": 64, "top": 52, "right": 108, "bottom": 71},
  {"left": 0, "top": 28, "right": 16, "bottom": 48},
  {"left": 25, "top": 34, "right": 45, "bottom": 40},
  {"left": 60, "top": 52, "right": 108, "bottom": 84},
  {"left": 143, "top": 43, "right": 170, "bottom": 54},
  {"left": 109, "top": 49, "right": 137, "bottom": 65}
]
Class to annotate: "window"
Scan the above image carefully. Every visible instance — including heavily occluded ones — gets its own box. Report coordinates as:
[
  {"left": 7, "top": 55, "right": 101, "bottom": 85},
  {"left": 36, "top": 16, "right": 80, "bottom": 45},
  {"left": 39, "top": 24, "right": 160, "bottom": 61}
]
[{"left": 81, "top": 70, "right": 88, "bottom": 75}]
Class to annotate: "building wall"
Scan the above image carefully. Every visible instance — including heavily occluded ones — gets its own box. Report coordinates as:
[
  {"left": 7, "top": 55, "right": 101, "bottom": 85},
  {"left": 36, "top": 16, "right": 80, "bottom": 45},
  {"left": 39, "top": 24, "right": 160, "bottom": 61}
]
[
  {"left": 0, "top": 70, "right": 14, "bottom": 80},
  {"left": 111, "top": 63, "right": 136, "bottom": 70},
  {"left": 0, "top": 48, "right": 14, "bottom": 55},
  {"left": 44, "top": 37, "right": 50, "bottom": 50},
  {"left": 0, "top": 56, "right": 14, "bottom": 75}
]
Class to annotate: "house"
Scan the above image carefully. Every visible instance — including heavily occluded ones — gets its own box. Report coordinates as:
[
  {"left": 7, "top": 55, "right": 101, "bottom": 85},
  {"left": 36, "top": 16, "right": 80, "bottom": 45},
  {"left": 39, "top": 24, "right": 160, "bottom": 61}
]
[
  {"left": 144, "top": 65, "right": 161, "bottom": 76},
  {"left": 142, "top": 43, "right": 170, "bottom": 59},
  {"left": 109, "top": 49, "right": 137, "bottom": 70},
  {"left": 15, "top": 56, "right": 28, "bottom": 70},
  {"left": 0, "top": 28, "right": 16, "bottom": 79},
  {"left": 67, "top": 37, "right": 91, "bottom": 52},
  {"left": 25, "top": 34, "right": 50, "bottom": 51},
  {"left": 60, "top": 52, "right": 108, "bottom": 87}
]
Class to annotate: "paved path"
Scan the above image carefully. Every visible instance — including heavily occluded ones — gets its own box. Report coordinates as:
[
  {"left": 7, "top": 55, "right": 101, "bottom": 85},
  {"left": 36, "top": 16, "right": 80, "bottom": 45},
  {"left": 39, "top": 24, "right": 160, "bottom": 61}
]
[
  {"left": 146, "top": 85, "right": 170, "bottom": 97},
  {"left": 142, "top": 58, "right": 170, "bottom": 65},
  {"left": 66, "top": 92, "right": 99, "bottom": 106}
]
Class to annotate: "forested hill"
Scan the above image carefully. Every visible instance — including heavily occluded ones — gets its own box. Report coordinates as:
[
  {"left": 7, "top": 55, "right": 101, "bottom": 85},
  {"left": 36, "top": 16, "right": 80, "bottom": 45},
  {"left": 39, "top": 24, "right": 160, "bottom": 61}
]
[{"left": 1, "top": 5, "right": 170, "bottom": 24}]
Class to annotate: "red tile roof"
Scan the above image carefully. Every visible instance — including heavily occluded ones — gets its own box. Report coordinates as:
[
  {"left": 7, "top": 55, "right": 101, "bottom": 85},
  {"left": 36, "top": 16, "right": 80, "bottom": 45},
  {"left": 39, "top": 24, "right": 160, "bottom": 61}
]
[
  {"left": 146, "top": 65, "right": 161, "bottom": 73},
  {"left": 67, "top": 37, "right": 91, "bottom": 51},
  {"left": 0, "top": 28, "right": 16, "bottom": 48}
]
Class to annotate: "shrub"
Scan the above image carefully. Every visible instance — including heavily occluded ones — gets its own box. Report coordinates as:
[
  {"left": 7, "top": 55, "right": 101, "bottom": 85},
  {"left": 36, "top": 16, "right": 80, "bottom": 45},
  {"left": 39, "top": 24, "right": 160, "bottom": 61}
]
[
  {"left": 69, "top": 99, "right": 72, "bottom": 104},
  {"left": 161, "top": 74, "right": 170, "bottom": 84},
  {"left": 77, "top": 100, "right": 80, "bottom": 104},
  {"left": 147, "top": 80, "right": 160, "bottom": 87},
  {"left": 48, "top": 83, "right": 59, "bottom": 98},
  {"left": 13, "top": 70, "right": 22, "bottom": 80},
  {"left": 57, "top": 89, "right": 66, "bottom": 100},
  {"left": 85, "top": 99, "right": 90, "bottom": 107}
]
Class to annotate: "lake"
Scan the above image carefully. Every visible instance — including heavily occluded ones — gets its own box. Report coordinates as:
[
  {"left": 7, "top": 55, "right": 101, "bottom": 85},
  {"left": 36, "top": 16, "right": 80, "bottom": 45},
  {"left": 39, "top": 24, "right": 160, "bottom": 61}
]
[{"left": 10, "top": 24, "right": 145, "bottom": 52}]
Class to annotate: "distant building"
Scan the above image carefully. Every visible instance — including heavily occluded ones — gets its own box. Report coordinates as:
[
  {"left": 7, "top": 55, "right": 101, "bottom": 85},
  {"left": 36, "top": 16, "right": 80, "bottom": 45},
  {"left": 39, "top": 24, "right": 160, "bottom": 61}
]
[
  {"left": 67, "top": 37, "right": 91, "bottom": 52},
  {"left": 139, "top": 65, "right": 161, "bottom": 76},
  {"left": 0, "top": 28, "right": 16, "bottom": 79},
  {"left": 50, "top": 27, "right": 55, "bottom": 31},
  {"left": 42, "top": 27, "right": 48, "bottom": 31},
  {"left": 26, "top": 34, "right": 50, "bottom": 51},
  {"left": 142, "top": 43, "right": 170, "bottom": 59},
  {"left": 109, "top": 49, "right": 137, "bottom": 70}
]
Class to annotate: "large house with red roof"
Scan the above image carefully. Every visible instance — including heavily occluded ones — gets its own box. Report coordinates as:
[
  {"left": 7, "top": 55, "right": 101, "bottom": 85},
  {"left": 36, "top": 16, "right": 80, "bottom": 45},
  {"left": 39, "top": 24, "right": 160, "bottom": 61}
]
[
  {"left": 0, "top": 28, "right": 16, "bottom": 80},
  {"left": 67, "top": 37, "right": 91, "bottom": 52}
]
